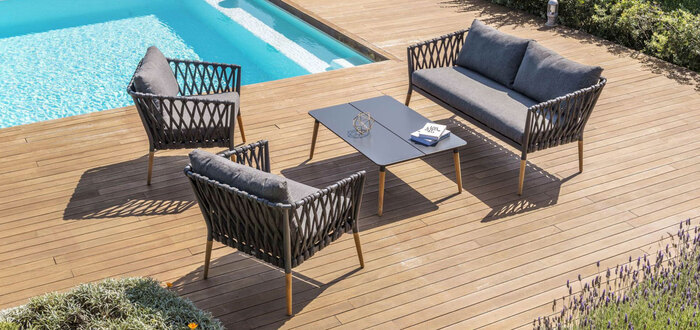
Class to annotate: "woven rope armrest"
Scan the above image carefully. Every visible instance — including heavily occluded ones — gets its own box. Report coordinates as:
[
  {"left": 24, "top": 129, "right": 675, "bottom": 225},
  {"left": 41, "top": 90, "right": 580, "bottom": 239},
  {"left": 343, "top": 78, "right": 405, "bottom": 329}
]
[
  {"left": 167, "top": 58, "right": 242, "bottom": 96},
  {"left": 288, "top": 170, "right": 366, "bottom": 267},
  {"left": 407, "top": 29, "right": 469, "bottom": 76},
  {"left": 524, "top": 77, "right": 607, "bottom": 153}
]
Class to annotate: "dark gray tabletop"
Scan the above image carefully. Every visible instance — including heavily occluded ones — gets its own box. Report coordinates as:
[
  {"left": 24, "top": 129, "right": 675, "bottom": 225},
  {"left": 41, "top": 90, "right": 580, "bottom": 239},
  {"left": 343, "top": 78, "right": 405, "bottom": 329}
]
[{"left": 309, "top": 95, "right": 467, "bottom": 166}]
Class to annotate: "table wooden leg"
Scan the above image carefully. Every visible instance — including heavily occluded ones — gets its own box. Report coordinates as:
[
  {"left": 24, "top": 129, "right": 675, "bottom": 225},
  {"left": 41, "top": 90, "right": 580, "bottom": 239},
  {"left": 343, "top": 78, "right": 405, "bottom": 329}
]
[
  {"left": 309, "top": 120, "right": 319, "bottom": 159},
  {"left": 378, "top": 166, "right": 386, "bottom": 216},
  {"left": 453, "top": 149, "right": 462, "bottom": 194}
]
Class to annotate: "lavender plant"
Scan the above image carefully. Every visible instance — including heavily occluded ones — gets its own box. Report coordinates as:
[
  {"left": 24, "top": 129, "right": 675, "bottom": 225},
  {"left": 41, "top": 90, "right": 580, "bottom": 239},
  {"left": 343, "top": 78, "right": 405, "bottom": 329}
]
[{"left": 535, "top": 219, "right": 700, "bottom": 329}]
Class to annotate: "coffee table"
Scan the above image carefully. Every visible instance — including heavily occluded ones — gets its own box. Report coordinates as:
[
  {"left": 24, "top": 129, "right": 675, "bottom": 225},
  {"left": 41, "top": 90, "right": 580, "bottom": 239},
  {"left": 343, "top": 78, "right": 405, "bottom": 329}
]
[{"left": 308, "top": 96, "right": 467, "bottom": 216}]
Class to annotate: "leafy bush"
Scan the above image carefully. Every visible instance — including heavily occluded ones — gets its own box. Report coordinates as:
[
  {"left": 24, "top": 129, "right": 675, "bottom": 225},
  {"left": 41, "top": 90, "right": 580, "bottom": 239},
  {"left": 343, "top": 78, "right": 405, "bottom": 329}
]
[
  {"left": 0, "top": 322, "right": 19, "bottom": 330},
  {"left": 535, "top": 219, "right": 700, "bottom": 329},
  {"left": 0, "top": 277, "right": 222, "bottom": 330},
  {"left": 487, "top": 0, "right": 700, "bottom": 72}
]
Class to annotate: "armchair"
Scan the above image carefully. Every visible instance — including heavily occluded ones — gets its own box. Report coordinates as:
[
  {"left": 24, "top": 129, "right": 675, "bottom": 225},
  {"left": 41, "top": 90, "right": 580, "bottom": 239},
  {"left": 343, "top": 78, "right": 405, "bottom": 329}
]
[
  {"left": 127, "top": 46, "right": 247, "bottom": 184},
  {"left": 184, "top": 140, "right": 366, "bottom": 316}
]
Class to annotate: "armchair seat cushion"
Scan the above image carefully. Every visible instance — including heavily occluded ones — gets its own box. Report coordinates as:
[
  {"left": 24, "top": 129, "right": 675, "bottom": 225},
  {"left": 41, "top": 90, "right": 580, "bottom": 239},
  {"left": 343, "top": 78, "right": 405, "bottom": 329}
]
[
  {"left": 513, "top": 42, "right": 603, "bottom": 102},
  {"left": 455, "top": 20, "right": 530, "bottom": 88},
  {"left": 133, "top": 46, "right": 180, "bottom": 96},
  {"left": 286, "top": 179, "right": 320, "bottom": 202},
  {"left": 412, "top": 66, "right": 538, "bottom": 144}
]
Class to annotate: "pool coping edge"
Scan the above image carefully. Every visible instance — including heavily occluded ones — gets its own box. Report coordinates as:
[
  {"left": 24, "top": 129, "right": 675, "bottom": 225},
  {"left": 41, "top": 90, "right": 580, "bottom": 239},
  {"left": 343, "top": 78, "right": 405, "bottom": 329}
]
[{"left": 267, "top": 0, "right": 396, "bottom": 62}]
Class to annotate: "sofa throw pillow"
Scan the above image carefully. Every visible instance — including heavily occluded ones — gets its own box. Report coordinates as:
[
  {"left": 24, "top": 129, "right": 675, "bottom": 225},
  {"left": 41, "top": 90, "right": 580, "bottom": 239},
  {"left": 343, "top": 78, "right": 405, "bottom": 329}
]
[
  {"left": 455, "top": 19, "right": 530, "bottom": 88},
  {"left": 189, "top": 149, "right": 292, "bottom": 204},
  {"left": 513, "top": 42, "right": 603, "bottom": 103},
  {"left": 133, "top": 46, "right": 180, "bottom": 96}
]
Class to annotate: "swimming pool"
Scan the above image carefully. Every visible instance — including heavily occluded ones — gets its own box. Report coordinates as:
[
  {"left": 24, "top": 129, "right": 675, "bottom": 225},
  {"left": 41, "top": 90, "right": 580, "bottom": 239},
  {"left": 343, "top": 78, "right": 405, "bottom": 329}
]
[{"left": 0, "top": 0, "right": 373, "bottom": 128}]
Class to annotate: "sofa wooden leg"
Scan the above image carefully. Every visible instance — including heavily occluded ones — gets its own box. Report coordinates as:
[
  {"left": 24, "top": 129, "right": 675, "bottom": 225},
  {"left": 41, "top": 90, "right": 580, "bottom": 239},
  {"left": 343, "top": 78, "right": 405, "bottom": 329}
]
[
  {"left": 203, "top": 240, "right": 212, "bottom": 279},
  {"left": 237, "top": 113, "right": 246, "bottom": 143},
  {"left": 578, "top": 140, "right": 584, "bottom": 173},
  {"left": 405, "top": 88, "right": 412, "bottom": 106},
  {"left": 353, "top": 232, "right": 365, "bottom": 268},
  {"left": 147, "top": 151, "right": 154, "bottom": 185},
  {"left": 518, "top": 159, "right": 526, "bottom": 196},
  {"left": 286, "top": 272, "right": 293, "bottom": 316}
]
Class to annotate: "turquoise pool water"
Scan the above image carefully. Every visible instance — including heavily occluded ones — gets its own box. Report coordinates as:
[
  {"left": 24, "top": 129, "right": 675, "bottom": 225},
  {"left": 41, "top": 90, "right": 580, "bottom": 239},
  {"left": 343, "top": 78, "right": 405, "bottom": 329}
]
[{"left": 0, "top": 0, "right": 372, "bottom": 128}]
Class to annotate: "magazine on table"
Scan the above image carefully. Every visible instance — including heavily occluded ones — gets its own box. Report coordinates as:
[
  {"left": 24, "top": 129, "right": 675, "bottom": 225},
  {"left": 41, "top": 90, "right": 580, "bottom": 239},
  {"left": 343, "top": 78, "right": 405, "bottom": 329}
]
[
  {"left": 410, "top": 123, "right": 450, "bottom": 146},
  {"left": 417, "top": 123, "right": 447, "bottom": 140}
]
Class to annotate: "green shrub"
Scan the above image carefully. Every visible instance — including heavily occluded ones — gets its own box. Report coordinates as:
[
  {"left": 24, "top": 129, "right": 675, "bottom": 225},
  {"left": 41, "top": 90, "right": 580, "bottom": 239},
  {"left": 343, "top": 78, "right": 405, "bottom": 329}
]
[
  {"left": 0, "top": 277, "right": 222, "bottom": 330},
  {"left": 485, "top": 0, "right": 700, "bottom": 72},
  {"left": 0, "top": 322, "right": 19, "bottom": 330}
]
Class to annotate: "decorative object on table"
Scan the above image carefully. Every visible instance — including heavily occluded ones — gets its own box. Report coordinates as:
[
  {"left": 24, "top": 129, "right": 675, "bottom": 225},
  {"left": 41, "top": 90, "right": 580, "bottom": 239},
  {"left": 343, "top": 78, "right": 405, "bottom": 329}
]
[
  {"left": 352, "top": 112, "right": 374, "bottom": 135},
  {"left": 546, "top": 0, "right": 559, "bottom": 27},
  {"left": 410, "top": 122, "right": 450, "bottom": 146}
]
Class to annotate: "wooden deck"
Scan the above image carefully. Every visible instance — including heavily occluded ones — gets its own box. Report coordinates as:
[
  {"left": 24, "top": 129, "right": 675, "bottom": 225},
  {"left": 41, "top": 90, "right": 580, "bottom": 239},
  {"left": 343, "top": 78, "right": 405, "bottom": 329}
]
[{"left": 1, "top": 0, "right": 699, "bottom": 328}]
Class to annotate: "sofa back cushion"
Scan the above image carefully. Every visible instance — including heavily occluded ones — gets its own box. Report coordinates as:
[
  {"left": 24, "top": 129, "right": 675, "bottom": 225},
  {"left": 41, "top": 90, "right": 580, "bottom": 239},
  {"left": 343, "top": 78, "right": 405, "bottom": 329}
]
[
  {"left": 189, "top": 149, "right": 292, "bottom": 204},
  {"left": 455, "top": 20, "right": 530, "bottom": 88},
  {"left": 513, "top": 42, "right": 603, "bottom": 103},
  {"left": 133, "top": 46, "right": 180, "bottom": 96}
]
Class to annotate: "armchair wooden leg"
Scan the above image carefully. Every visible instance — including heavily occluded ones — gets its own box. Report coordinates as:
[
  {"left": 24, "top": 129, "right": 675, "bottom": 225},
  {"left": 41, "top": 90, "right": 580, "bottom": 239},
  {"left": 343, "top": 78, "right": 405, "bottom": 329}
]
[
  {"left": 286, "top": 272, "right": 293, "bottom": 316},
  {"left": 578, "top": 140, "right": 584, "bottom": 173},
  {"left": 147, "top": 151, "right": 154, "bottom": 185},
  {"left": 405, "top": 87, "right": 412, "bottom": 106},
  {"left": 353, "top": 232, "right": 365, "bottom": 268},
  {"left": 378, "top": 166, "right": 386, "bottom": 216},
  {"left": 203, "top": 240, "right": 213, "bottom": 279},
  {"left": 309, "top": 120, "right": 320, "bottom": 159},
  {"left": 518, "top": 159, "right": 526, "bottom": 196},
  {"left": 237, "top": 113, "right": 246, "bottom": 143},
  {"left": 453, "top": 149, "right": 463, "bottom": 194}
]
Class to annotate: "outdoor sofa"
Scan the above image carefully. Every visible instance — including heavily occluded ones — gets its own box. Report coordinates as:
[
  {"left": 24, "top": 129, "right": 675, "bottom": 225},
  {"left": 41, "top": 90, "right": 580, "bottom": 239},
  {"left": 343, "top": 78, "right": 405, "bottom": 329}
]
[
  {"left": 184, "top": 140, "right": 366, "bottom": 316},
  {"left": 128, "top": 46, "right": 247, "bottom": 184},
  {"left": 406, "top": 20, "right": 607, "bottom": 194}
]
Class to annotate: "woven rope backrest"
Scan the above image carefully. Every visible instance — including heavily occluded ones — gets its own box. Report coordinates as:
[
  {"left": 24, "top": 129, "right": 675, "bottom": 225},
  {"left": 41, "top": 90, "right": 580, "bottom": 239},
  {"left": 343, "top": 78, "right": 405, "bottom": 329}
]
[
  {"left": 222, "top": 141, "right": 271, "bottom": 173},
  {"left": 408, "top": 30, "right": 468, "bottom": 73},
  {"left": 170, "top": 59, "right": 240, "bottom": 95},
  {"left": 526, "top": 78, "right": 607, "bottom": 152}
]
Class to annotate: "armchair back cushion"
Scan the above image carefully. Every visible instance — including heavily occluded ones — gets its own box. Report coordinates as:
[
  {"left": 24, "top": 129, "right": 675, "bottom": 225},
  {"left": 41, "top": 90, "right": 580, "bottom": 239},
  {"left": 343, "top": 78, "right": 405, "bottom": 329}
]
[
  {"left": 133, "top": 46, "right": 180, "bottom": 96},
  {"left": 513, "top": 42, "right": 603, "bottom": 102},
  {"left": 455, "top": 20, "right": 530, "bottom": 88},
  {"left": 189, "top": 149, "right": 292, "bottom": 203}
]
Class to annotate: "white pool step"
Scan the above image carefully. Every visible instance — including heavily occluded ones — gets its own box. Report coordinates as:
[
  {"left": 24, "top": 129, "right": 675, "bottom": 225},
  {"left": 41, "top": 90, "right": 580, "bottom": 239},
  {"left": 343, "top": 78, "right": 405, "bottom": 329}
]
[{"left": 205, "top": 0, "right": 330, "bottom": 73}]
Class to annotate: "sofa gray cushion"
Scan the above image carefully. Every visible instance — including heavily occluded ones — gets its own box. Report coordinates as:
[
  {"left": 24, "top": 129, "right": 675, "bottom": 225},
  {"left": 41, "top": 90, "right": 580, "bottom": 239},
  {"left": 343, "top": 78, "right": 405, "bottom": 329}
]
[
  {"left": 189, "top": 149, "right": 292, "bottom": 203},
  {"left": 412, "top": 66, "right": 538, "bottom": 143},
  {"left": 455, "top": 20, "right": 530, "bottom": 88},
  {"left": 513, "top": 42, "right": 603, "bottom": 102},
  {"left": 133, "top": 46, "right": 179, "bottom": 96}
]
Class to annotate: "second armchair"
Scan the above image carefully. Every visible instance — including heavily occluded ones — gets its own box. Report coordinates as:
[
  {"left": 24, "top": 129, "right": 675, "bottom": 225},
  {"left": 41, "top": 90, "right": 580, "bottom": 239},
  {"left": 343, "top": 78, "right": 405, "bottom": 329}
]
[{"left": 128, "top": 46, "right": 247, "bottom": 184}]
